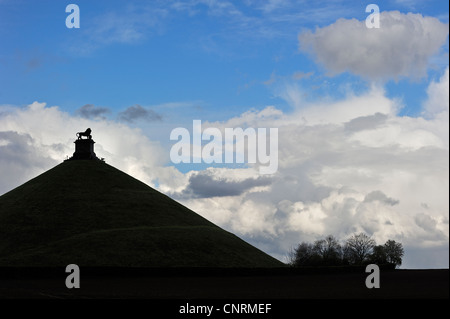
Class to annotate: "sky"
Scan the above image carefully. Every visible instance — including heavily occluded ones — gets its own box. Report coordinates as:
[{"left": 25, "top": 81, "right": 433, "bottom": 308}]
[{"left": 0, "top": 0, "right": 449, "bottom": 269}]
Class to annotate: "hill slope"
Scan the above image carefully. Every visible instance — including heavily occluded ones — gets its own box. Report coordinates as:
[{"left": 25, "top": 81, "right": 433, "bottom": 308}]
[{"left": 0, "top": 160, "right": 283, "bottom": 267}]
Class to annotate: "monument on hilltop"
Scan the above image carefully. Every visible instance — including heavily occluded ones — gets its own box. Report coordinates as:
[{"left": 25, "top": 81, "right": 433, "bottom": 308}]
[{"left": 66, "top": 128, "right": 99, "bottom": 161}]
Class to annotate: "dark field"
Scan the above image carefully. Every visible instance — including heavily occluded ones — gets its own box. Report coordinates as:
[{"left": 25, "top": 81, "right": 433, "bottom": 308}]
[
  {"left": 1, "top": 268, "right": 447, "bottom": 299},
  {"left": 1, "top": 268, "right": 447, "bottom": 317}
]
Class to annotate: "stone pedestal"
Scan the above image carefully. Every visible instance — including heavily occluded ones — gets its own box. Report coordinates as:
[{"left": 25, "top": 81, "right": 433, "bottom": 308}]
[{"left": 69, "top": 139, "right": 99, "bottom": 160}]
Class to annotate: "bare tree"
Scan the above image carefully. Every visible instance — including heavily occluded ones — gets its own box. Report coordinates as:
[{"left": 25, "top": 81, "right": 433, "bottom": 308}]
[
  {"left": 291, "top": 242, "right": 315, "bottom": 266},
  {"left": 324, "top": 235, "right": 342, "bottom": 262},
  {"left": 313, "top": 235, "right": 342, "bottom": 265},
  {"left": 344, "top": 233, "right": 376, "bottom": 265}
]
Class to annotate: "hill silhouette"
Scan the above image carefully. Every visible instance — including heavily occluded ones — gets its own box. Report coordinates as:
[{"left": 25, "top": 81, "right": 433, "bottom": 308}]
[{"left": 0, "top": 160, "right": 283, "bottom": 267}]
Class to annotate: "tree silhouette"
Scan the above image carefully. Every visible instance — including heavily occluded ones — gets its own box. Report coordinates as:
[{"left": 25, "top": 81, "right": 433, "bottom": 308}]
[
  {"left": 290, "top": 242, "right": 314, "bottom": 266},
  {"left": 369, "top": 245, "right": 387, "bottom": 264},
  {"left": 344, "top": 233, "right": 376, "bottom": 265},
  {"left": 288, "top": 233, "right": 404, "bottom": 268},
  {"left": 313, "top": 235, "right": 342, "bottom": 265},
  {"left": 383, "top": 239, "right": 404, "bottom": 268}
]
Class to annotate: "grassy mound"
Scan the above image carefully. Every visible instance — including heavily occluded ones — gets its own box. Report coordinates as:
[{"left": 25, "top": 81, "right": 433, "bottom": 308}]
[{"left": 0, "top": 160, "right": 283, "bottom": 267}]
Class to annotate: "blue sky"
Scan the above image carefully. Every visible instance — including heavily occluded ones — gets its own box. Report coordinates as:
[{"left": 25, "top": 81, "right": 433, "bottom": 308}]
[
  {"left": 1, "top": 0, "right": 449, "bottom": 269},
  {"left": 1, "top": 0, "right": 447, "bottom": 120}
]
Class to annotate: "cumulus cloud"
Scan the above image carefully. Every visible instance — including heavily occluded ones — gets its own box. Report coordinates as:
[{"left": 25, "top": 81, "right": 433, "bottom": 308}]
[
  {"left": 0, "top": 131, "right": 59, "bottom": 194},
  {"left": 423, "top": 67, "right": 449, "bottom": 118},
  {"left": 344, "top": 113, "right": 388, "bottom": 132},
  {"left": 76, "top": 104, "right": 110, "bottom": 119},
  {"left": 415, "top": 213, "right": 437, "bottom": 232},
  {"left": 298, "top": 11, "right": 449, "bottom": 79},
  {"left": 364, "top": 190, "right": 399, "bottom": 206},
  {"left": 118, "top": 104, "right": 162, "bottom": 123},
  {"left": 173, "top": 170, "right": 272, "bottom": 199}
]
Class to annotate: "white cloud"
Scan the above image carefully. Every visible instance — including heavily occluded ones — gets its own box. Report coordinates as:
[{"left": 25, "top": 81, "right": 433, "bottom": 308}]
[
  {"left": 423, "top": 66, "right": 450, "bottom": 118},
  {"left": 0, "top": 130, "right": 59, "bottom": 195},
  {"left": 173, "top": 170, "right": 272, "bottom": 198},
  {"left": 415, "top": 212, "right": 437, "bottom": 232},
  {"left": 298, "top": 11, "right": 449, "bottom": 79}
]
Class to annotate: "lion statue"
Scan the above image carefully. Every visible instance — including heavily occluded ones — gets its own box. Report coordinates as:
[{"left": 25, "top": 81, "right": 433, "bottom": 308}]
[{"left": 76, "top": 128, "right": 92, "bottom": 139}]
